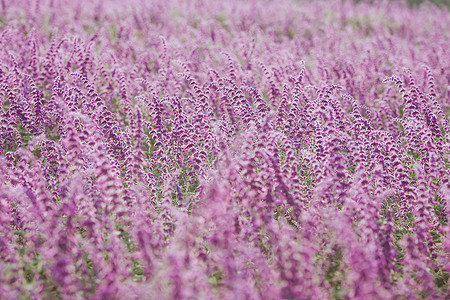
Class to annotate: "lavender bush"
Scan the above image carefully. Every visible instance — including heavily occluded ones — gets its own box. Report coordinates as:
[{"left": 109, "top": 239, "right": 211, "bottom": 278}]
[{"left": 0, "top": 0, "right": 449, "bottom": 299}]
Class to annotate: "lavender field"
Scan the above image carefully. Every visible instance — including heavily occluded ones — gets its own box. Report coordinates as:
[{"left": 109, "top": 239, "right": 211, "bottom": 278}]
[{"left": 0, "top": 0, "right": 449, "bottom": 299}]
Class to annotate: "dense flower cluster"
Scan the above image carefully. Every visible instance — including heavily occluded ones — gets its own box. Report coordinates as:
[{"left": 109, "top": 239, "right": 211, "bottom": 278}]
[{"left": 0, "top": 0, "right": 449, "bottom": 299}]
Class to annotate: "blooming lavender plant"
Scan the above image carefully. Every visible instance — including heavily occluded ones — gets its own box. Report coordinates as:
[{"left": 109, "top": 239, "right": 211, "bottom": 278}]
[{"left": 0, "top": 0, "right": 449, "bottom": 299}]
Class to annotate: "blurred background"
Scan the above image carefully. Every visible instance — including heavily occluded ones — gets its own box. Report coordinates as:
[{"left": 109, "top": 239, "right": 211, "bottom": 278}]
[
  {"left": 404, "top": 0, "right": 449, "bottom": 7},
  {"left": 354, "top": 0, "right": 450, "bottom": 8}
]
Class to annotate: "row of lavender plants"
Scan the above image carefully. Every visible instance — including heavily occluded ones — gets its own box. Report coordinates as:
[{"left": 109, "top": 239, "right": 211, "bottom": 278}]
[{"left": 0, "top": 0, "right": 449, "bottom": 299}]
